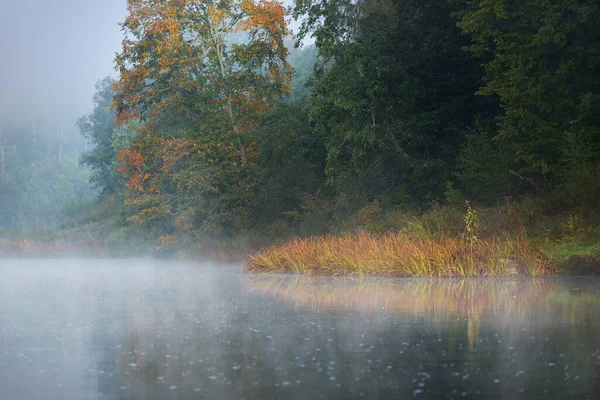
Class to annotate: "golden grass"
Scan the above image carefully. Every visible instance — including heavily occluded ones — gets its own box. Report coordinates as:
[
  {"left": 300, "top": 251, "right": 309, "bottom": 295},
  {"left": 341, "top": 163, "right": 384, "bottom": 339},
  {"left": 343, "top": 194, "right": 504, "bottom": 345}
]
[{"left": 245, "top": 233, "right": 555, "bottom": 277}]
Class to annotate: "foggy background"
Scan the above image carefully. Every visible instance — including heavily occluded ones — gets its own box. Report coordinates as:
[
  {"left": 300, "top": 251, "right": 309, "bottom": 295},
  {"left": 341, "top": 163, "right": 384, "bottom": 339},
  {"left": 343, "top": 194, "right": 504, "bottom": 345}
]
[
  {"left": 0, "top": 0, "right": 125, "bottom": 133},
  {"left": 0, "top": 0, "right": 303, "bottom": 134},
  {"left": 0, "top": 0, "right": 308, "bottom": 229}
]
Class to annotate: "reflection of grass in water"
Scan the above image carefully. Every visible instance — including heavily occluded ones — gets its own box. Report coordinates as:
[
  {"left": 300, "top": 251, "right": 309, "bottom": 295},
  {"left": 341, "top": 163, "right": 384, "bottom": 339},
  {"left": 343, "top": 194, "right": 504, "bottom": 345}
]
[
  {"left": 245, "top": 233, "right": 554, "bottom": 277},
  {"left": 551, "top": 289, "right": 600, "bottom": 326},
  {"left": 245, "top": 275, "right": 600, "bottom": 353},
  {"left": 245, "top": 275, "right": 597, "bottom": 320}
]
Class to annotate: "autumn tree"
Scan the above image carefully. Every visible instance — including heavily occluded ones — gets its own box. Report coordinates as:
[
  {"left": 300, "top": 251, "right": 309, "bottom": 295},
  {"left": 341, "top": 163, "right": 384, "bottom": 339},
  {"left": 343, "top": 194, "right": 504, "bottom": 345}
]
[{"left": 113, "top": 0, "right": 292, "bottom": 241}]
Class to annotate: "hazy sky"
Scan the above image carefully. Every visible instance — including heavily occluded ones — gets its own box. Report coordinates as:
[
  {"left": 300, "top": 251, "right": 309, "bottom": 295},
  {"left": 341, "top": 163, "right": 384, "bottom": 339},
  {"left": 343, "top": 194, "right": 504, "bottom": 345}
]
[
  {"left": 0, "top": 0, "right": 303, "bottom": 134},
  {"left": 0, "top": 0, "right": 126, "bottom": 130}
]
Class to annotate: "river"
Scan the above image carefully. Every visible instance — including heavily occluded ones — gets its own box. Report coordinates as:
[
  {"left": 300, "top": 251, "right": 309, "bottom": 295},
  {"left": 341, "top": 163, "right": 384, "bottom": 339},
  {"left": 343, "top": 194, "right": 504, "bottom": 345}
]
[{"left": 0, "top": 259, "right": 598, "bottom": 399}]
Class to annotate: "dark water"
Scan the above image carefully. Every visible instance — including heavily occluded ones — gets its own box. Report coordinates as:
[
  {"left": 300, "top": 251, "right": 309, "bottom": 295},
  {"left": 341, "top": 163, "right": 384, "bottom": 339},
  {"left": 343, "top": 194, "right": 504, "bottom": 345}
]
[{"left": 0, "top": 260, "right": 598, "bottom": 399}]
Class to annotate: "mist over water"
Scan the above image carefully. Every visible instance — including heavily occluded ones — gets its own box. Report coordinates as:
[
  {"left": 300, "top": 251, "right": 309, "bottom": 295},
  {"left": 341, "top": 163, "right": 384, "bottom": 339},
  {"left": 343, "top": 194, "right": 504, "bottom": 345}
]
[
  {"left": 1, "top": 1, "right": 598, "bottom": 398},
  {"left": 1, "top": 260, "right": 598, "bottom": 399}
]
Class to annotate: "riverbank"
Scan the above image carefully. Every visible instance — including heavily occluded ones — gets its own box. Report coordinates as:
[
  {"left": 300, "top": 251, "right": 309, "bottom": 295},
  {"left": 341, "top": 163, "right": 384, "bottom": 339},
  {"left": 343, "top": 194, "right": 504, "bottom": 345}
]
[
  {"left": 0, "top": 223, "right": 246, "bottom": 261},
  {"left": 3, "top": 197, "right": 600, "bottom": 275},
  {"left": 245, "top": 199, "right": 600, "bottom": 277},
  {"left": 244, "top": 233, "right": 599, "bottom": 276},
  {"left": 245, "top": 233, "right": 555, "bottom": 277},
  {"left": 3, "top": 231, "right": 598, "bottom": 276}
]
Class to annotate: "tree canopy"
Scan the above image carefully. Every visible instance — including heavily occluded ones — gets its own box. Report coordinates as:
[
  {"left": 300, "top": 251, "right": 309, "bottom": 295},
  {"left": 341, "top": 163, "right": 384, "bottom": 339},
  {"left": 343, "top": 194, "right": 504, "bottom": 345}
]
[
  {"left": 113, "top": 0, "right": 293, "bottom": 243},
  {"left": 70, "top": 0, "right": 600, "bottom": 248}
]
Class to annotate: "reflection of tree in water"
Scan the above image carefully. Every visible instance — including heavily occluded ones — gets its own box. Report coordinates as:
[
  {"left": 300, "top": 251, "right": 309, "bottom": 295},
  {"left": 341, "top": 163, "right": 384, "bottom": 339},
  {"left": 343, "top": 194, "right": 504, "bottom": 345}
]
[
  {"left": 87, "top": 273, "right": 277, "bottom": 399},
  {"left": 87, "top": 272, "right": 599, "bottom": 399}
]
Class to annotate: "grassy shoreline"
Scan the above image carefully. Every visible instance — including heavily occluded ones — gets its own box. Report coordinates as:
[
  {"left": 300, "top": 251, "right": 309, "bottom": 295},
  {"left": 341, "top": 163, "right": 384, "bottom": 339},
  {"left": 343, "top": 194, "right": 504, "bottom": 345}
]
[
  {"left": 3, "top": 198, "right": 600, "bottom": 276},
  {"left": 2, "top": 232, "right": 598, "bottom": 276},
  {"left": 245, "top": 198, "right": 600, "bottom": 277},
  {"left": 244, "top": 233, "right": 558, "bottom": 277}
]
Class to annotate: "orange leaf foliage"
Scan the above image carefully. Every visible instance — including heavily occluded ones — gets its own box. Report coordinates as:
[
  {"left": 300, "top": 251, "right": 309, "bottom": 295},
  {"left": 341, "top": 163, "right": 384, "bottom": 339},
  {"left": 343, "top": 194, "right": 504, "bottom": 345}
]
[{"left": 113, "top": 0, "right": 292, "bottom": 237}]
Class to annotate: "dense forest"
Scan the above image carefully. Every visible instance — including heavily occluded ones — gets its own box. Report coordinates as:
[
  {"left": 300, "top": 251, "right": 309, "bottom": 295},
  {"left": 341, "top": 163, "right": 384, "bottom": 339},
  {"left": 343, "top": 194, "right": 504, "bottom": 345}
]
[{"left": 2, "top": 0, "right": 599, "bottom": 265}]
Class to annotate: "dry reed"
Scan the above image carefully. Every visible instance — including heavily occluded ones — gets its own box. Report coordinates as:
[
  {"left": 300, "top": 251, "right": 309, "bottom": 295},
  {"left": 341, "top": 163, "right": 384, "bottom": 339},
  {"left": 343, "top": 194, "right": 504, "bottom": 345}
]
[{"left": 245, "top": 233, "right": 554, "bottom": 277}]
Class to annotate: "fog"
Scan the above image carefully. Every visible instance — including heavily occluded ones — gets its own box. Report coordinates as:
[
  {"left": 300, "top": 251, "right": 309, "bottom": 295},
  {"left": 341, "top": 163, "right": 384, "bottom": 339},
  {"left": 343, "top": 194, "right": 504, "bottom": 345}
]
[
  {"left": 0, "top": 1, "right": 598, "bottom": 397},
  {"left": 0, "top": 0, "right": 303, "bottom": 134},
  {"left": 0, "top": 0, "right": 311, "bottom": 231},
  {"left": 0, "top": 0, "right": 125, "bottom": 131},
  {"left": 1, "top": 260, "right": 598, "bottom": 399}
]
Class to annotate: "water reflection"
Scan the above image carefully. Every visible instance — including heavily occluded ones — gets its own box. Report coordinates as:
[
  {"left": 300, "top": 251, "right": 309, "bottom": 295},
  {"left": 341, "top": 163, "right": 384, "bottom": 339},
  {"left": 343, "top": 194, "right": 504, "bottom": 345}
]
[
  {"left": 0, "top": 261, "right": 598, "bottom": 399},
  {"left": 244, "top": 275, "right": 600, "bottom": 326},
  {"left": 245, "top": 275, "right": 600, "bottom": 368}
]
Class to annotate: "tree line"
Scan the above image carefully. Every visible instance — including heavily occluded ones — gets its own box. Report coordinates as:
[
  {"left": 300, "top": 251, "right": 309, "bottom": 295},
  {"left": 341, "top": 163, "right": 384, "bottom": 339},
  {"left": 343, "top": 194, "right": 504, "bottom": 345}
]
[
  {"left": 79, "top": 0, "right": 600, "bottom": 248},
  {"left": 0, "top": 120, "right": 90, "bottom": 228}
]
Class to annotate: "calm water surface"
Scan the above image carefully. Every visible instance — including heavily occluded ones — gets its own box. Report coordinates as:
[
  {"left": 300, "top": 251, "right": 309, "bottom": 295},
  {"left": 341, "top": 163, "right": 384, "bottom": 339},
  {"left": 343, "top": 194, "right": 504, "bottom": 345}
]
[{"left": 0, "top": 259, "right": 598, "bottom": 399}]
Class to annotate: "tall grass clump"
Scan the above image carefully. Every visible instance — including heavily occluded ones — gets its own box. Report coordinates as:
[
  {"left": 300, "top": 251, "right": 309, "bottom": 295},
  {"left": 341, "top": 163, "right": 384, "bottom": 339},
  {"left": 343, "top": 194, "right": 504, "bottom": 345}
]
[{"left": 245, "top": 232, "right": 554, "bottom": 277}]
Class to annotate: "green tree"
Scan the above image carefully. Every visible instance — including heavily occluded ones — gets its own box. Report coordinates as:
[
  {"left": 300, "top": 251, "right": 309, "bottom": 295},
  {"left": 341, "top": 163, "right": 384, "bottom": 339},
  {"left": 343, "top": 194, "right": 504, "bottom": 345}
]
[
  {"left": 456, "top": 118, "right": 520, "bottom": 200},
  {"left": 0, "top": 123, "right": 91, "bottom": 228},
  {"left": 77, "top": 77, "right": 123, "bottom": 195},
  {"left": 457, "top": 0, "right": 600, "bottom": 181},
  {"left": 294, "top": 0, "right": 492, "bottom": 204},
  {"left": 287, "top": 45, "right": 318, "bottom": 104},
  {"left": 252, "top": 102, "right": 326, "bottom": 225}
]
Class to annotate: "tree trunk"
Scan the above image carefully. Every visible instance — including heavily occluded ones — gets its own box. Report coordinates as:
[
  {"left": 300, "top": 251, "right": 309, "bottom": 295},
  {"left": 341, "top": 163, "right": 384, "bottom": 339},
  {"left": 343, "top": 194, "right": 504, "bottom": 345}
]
[{"left": 214, "top": 26, "right": 247, "bottom": 165}]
